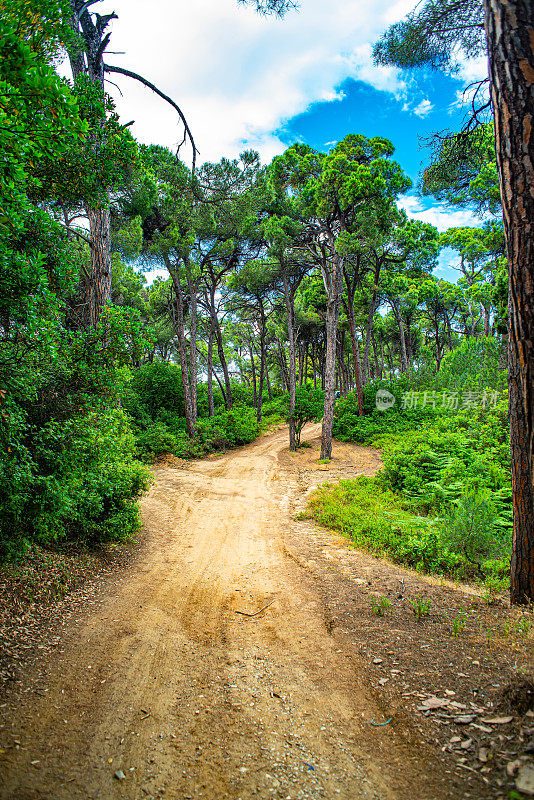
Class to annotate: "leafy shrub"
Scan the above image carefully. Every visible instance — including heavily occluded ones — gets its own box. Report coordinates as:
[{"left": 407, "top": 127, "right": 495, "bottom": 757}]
[
  {"left": 136, "top": 422, "right": 177, "bottom": 460},
  {"left": 307, "top": 475, "right": 509, "bottom": 582},
  {"left": 121, "top": 362, "right": 185, "bottom": 422},
  {"left": 434, "top": 336, "right": 506, "bottom": 391},
  {"left": 0, "top": 404, "right": 151, "bottom": 560},
  {"left": 435, "top": 489, "right": 504, "bottom": 579},
  {"left": 289, "top": 387, "right": 325, "bottom": 446}
]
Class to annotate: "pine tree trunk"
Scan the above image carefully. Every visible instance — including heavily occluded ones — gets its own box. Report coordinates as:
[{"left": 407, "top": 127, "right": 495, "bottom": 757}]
[
  {"left": 485, "top": 0, "right": 534, "bottom": 603},
  {"left": 362, "top": 261, "right": 381, "bottom": 384},
  {"left": 86, "top": 206, "right": 112, "bottom": 327},
  {"left": 187, "top": 274, "right": 198, "bottom": 425},
  {"left": 207, "top": 326, "right": 215, "bottom": 417},
  {"left": 169, "top": 269, "right": 195, "bottom": 438},
  {"left": 321, "top": 253, "right": 343, "bottom": 459},
  {"left": 257, "top": 304, "right": 267, "bottom": 424},
  {"left": 266, "top": 367, "right": 272, "bottom": 401},
  {"left": 346, "top": 304, "right": 365, "bottom": 415},
  {"left": 283, "top": 272, "right": 297, "bottom": 451},
  {"left": 214, "top": 315, "right": 233, "bottom": 410},
  {"left": 69, "top": 6, "right": 114, "bottom": 330},
  {"left": 248, "top": 340, "right": 258, "bottom": 409},
  {"left": 390, "top": 298, "right": 408, "bottom": 373}
]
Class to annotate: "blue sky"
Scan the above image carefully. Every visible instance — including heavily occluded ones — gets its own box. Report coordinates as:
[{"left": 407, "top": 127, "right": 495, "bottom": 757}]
[
  {"left": 277, "top": 70, "right": 467, "bottom": 184},
  {"left": 95, "top": 0, "right": 488, "bottom": 281}
]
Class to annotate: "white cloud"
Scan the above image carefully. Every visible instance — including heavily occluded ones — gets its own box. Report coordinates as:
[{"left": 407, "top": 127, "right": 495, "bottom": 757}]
[
  {"left": 398, "top": 195, "right": 481, "bottom": 232},
  {"left": 413, "top": 98, "right": 433, "bottom": 118},
  {"left": 78, "top": 0, "right": 409, "bottom": 164}
]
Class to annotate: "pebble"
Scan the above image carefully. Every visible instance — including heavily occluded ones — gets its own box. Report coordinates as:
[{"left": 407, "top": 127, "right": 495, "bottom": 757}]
[{"left": 516, "top": 764, "right": 534, "bottom": 796}]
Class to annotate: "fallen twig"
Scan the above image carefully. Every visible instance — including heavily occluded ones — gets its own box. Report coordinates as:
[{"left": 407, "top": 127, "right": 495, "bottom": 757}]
[{"left": 235, "top": 599, "right": 275, "bottom": 618}]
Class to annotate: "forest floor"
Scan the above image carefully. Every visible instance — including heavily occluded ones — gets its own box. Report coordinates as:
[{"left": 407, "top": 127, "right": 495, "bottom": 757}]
[{"left": 1, "top": 424, "right": 533, "bottom": 800}]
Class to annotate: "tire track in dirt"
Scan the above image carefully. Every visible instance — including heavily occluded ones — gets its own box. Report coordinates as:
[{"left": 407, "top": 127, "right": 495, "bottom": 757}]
[{"left": 0, "top": 425, "right": 458, "bottom": 800}]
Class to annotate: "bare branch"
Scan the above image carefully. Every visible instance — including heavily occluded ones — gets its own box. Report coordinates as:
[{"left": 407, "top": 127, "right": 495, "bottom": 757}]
[{"left": 104, "top": 63, "right": 199, "bottom": 173}]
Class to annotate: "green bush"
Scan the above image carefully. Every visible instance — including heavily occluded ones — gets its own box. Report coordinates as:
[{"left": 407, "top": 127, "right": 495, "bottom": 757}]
[
  {"left": 435, "top": 489, "right": 506, "bottom": 578},
  {"left": 136, "top": 422, "right": 177, "bottom": 460},
  {"left": 0, "top": 404, "right": 151, "bottom": 560},
  {"left": 289, "top": 387, "right": 325, "bottom": 446},
  {"left": 308, "top": 476, "right": 508, "bottom": 581},
  {"left": 434, "top": 336, "right": 507, "bottom": 391},
  {"left": 121, "top": 362, "right": 185, "bottom": 423}
]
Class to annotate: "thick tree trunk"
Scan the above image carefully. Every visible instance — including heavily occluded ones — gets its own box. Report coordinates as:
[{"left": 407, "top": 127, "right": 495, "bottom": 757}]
[
  {"left": 484, "top": 306, "right": 491, "bottom": 337},
  {"left": 86, "top": 206, "right": 112, "bottom": 327},
  {"left": 69, "top": 5, "right": 114, "bottom": 330},
  {"left": 248, "top": 340, "right": 258, "bottom": 409},
  {"left": 169, "top": 268, "right": 195, "bottom": 438},
  {"left": 207, "top": 326, "right": 215, "bottom": 417},
  {"left": 321, "top": 253, "right": 344, "bottom": 459},
  {"left": 485, "top": 0, "right": 534, "bottom": 603},
  {"left": 187, "top": 274, "right": 199, "bottom": 425},
  {"left": 283, "top": 272, "right": 297, "bottom": 451}
]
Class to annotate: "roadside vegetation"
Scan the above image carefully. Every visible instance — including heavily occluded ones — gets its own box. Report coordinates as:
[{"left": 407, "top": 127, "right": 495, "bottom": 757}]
[
  {"left": 308, "top": 338, "right": 511, "bottom": 589},
  {"left": 2, "top": 0, "right": 534, "bottom": 606}
]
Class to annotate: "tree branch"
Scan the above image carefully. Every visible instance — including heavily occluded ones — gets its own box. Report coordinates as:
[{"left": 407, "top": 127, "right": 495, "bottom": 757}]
[{"left": 104, "top": 63, "right": 199, "bottom": 172}]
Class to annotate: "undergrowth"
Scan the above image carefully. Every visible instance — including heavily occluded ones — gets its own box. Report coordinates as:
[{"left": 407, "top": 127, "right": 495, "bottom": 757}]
[{"left": 310, "top": 343, "right": 511, "bottom": 586}]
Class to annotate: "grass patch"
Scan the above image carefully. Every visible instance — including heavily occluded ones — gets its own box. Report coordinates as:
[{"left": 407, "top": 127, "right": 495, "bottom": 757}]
[{"left": 308, "top": 476, "right": 509, "bottom": 582}]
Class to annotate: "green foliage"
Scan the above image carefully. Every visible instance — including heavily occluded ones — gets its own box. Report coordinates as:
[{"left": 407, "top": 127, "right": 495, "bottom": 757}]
[
  {"left": 411, "top": 597, "right": 432, "bottom": 619},
  {"left": 310, "top": 383, "right": 511, "bottom": 583},
  {"left": 0, "top": 7, "right": 149, "bottom": 561},
  {"left": 289, "top": 387, "right": 325, "bottom": 446},
  {"left": 371, "top": 596, "right": 392, "bottom": 616},
  {"left": 451, "top": 611, "right": 468, "bottom": 636},
  {"left": 120, "top": 362, "right": 262, "bottom": 462},
  {"left": 421, "top": 125, "right": 500, "bottom": 215},
  {"left": 436, "top": 489, "right": 503, "bottom": 578},
  {"left": 435, "top": 337, "right": 506, "bottom": 390},
  {"left": 373, "top": 0, "right": 484, "bottom": 72},
  {"left": 308, "top": 476, "right": 465, "bottom": 575}
]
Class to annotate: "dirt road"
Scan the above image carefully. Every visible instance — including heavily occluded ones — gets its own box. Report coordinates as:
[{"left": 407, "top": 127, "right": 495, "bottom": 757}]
[{"left": 0, "top": 426, "right": 459, "bottom": 800}]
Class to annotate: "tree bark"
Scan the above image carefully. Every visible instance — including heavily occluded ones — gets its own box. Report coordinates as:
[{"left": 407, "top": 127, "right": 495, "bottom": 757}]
[
  {"left": 68, "top": 3, "right": 114, "bottom": 330},
  {"left": 362, "top": 260, "right": 382, "bottom": 384},
  {"left": 207, "top": 325, "right": 215, "bottom": 417},
  {"left": 213, "top": 313, "right": 233, "bottom": 410},
  {"left": 265, "top": 366, "right": 272, "bottom": 401},
  {"left": 390, "top": 298, "right": 408, "bottom": 373},
  {"left": 248, "top": 339, "right": 258, "bottom": 409},
  {"left": 283, "top": 271, "right": 298, "bottom": 450},
  {"left": 345, "top": 305, "right": 364, "bottom": 415},
  {"left": 168, "top": 267, "right": 195, "bottom": 437},
  {"left": 321, "top": 252, "right": 344, "bottom": 459},
  {"left": 257, "top": 302, "right": 267, "bottom": 424},
  {"left": 485, "top": 0, "right": 534, "bottom": 603},
  {"left": 187, "top": 272, "right": 199, "bottom": 425},
  {"left": 86, "top": 206, "right": 112, "bottom": 327}
]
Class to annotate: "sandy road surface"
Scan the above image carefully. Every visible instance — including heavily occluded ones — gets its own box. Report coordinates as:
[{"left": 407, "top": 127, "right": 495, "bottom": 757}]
[{"left": 1, "top": 426, "right": 453, "bottom": 800}]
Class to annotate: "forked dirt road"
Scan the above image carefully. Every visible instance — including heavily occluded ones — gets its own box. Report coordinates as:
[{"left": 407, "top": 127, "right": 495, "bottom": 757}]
[{"left": 1, "top": 426, "right": 461, "bottom": 800}]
